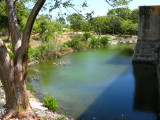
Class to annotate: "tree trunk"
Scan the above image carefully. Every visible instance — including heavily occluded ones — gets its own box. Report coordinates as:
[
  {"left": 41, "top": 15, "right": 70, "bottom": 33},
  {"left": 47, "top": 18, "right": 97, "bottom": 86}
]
[
  {"left": 0, "top": 38, "right": 39, "bottom": 120},
  {"left": 0, "top": 0, "right": 46, "bottom": 119},
  {"left": 7, "top": 28, "right": 11, "bottom": 41}
]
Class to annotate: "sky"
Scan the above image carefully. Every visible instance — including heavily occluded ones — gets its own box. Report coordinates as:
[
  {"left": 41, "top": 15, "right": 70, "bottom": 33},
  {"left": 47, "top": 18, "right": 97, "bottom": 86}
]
[
  {"left": 38, "top": 0, "right": 160, "bottom": 19},
  {"left": 81, "top": 0, "right": 160, "bottom": 17}
]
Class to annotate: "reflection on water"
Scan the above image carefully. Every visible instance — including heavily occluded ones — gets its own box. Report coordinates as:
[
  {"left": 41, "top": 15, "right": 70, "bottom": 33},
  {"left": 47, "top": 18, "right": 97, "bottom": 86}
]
[
  {"left": 133, "top": 63, "right": 160, "bottom": 120},
  {"left": 28, "top": 44, "right": 160, "bottom": 120}
]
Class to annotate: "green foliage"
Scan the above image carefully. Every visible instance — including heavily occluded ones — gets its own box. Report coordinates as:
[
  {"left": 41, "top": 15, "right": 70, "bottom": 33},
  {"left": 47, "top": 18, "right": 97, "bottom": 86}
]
[
  {"left": 29, "top": 43, "right": 55, "bottom": 61},
  {"left": 108, "top": 15, "right": 123, "bottom": 34},
  {"left": 56, "top": 17, "right": 66, "bottom": 24},
  {"left": 71, "top": 33, "right": 93, "bottom": 41},
  {"left": 130, "top": 9, "right": 139, "bottom": 23},
  {"left": 43, "top": 96, "right": 58, "bottom": 111},
  {"left": 35, "top": 43, "right": 54, "bottom": 55},
  {"left": 28, "top": 46, "right": 36, "bottom": 59},
  {"left": 33, "top": 15, "right": 64, "bottom": 35},
  {"left": 106, "top": 0, "right": 132, "bottom": 7},
  {"left": 7, "top": 44, "right": 14, "bottom": 59},
  {"left": 60, "top": 43, "right": 69, "bottom": 50},
  {"left": 0, "top": 2, "right": 8, "bottom": 31},
  {"left": 90, "top": 16, "right": 110, "bottom": 34},
  {"left": 84, "top": 7, "right": 138, "bottom": 35},
  {"left": 66, "top": 40, "right": 83, "bottom": 50},
  {"left": 81, "top": 21, "right": 92, "bottom": 32},
  {"left": 107, "top": 8, "right": 131, "bottom": 20},
  {"left": 89, "top": 38, "right": 100, "bottom": 48},
  {"left": 71, "top": 34, "right": 83, "bottom": 41},
  {"left": 35, "top": 16, "right": 50, "bottom": 35},
  {"left": 15, "top": 2, "right": 29, "bottom": 32},
  {"left": 99, "top": 36, "right": 109, "bottom": 45},
  {"left": 41, "top": 32, "right": 55, "bottom": 43},
  {"left": 82, "top": 32, "right": 92, "bottom": 41},
  {"left": 67, "top": 13, "right": 84, "bottom": 32},
  {"left": 64, "top": 33, "right": 109, "bottom": 50},
  {"left": 121, "top": 20, "right": 138, "bottom": 34}
]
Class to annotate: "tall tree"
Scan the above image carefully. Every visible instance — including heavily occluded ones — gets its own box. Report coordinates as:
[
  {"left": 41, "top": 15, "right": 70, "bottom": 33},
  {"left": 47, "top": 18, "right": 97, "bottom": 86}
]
[
  {"left": 67, "top": 13, "right": 84, "bottom": 32},
  {"left": 130, "top": 9, "right": 139, "bottom": 23},
  {"left": 0, "top": 0, "right": 46, "bottom": 119},
  {"left": 90, "top": 16, "right": 110, "bottom": 34},
  {"left": 107, "top": 8, "right": 131, "bottom": 20}
]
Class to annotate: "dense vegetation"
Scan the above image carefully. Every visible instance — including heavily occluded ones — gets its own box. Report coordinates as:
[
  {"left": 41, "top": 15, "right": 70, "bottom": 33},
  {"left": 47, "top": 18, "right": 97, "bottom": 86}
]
[
  {"left": 0, "top": 6, "right": 138, "bottom": 39},
  {"left": 0, "top": 6, "right": 138, "bottom": 62},
  {"left": 67, "top": 8, "right": 138, "bottom": 35}
]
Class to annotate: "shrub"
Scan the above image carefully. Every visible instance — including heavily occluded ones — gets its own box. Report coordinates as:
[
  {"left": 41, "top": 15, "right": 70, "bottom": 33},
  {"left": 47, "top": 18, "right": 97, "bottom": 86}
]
[
  {"left": 89, "top": 38, "right": 100, "bottom": 48},
  {"left": 35, "top": 44, "right": 47, "bottom": 54},
  {"left": 41, "top": 32, "right": 55, "bottom": 43},
  {"left": 66, "top": 40, "right": 83, "bottom": 50},
  {"left": 82, "top": 32, "right": 92, "bottom": 41},
  {"left": 99, "top": 36, "right": 109, "bottom": 46},
  {"left": 60, "top": 43, "right": 69, "bottom": 50},
  {"left": 44, "top": 96, "right": 58, "bottom": 111}
]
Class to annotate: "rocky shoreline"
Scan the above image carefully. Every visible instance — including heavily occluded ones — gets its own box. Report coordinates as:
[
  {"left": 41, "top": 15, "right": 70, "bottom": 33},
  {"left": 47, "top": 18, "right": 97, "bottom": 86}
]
[
  {"left": 108, "top": 35, "right": 137, "bottom": 45},
  {"left": 0, "top": 83, "right": 71, "bottom": 120}
]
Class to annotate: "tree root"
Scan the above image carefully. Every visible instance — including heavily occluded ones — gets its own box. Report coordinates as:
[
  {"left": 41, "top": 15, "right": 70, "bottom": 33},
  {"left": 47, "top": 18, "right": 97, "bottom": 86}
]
[{"left": 2, "top": 109, "right": 40, "bottom": 120}]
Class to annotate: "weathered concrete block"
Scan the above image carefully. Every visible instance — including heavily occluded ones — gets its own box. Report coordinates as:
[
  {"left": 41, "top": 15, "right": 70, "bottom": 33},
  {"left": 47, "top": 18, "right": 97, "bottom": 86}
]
[{"left": 133, "top": 6, "right": 160, "bottom": 63}]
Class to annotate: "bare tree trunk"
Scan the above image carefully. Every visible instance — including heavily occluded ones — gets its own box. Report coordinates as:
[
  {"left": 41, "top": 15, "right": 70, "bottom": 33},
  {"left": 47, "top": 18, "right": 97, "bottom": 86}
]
[{"left": 0, "top": 0, "right": 46, "bottom": 119}]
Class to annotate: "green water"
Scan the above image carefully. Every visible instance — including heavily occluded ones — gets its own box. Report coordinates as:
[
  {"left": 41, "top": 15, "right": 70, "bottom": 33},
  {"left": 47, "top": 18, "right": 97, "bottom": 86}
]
[{"left": 29, "top": 44, "right": 159, "bottom": 120}]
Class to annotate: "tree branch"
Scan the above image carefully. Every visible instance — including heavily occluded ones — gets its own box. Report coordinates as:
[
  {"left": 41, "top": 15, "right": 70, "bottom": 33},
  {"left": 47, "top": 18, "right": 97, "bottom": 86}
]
[
  {"left": 20, "top": 0, "right": 46, "bottom": 79},
  {"left": 105, "top": 0, "right": 114, "bottom": 7},
  {"left": 21, "top": 0, "right": 46, "bottom": 55}
]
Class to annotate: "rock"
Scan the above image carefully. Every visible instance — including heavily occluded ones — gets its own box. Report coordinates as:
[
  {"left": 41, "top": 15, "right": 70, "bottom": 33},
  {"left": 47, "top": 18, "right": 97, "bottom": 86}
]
[
  {"left": 108, "top": 35, "right": 137, "bottom": 45},
  {"left": 0, "top": 85, "right": 71, "bottom": 120}
]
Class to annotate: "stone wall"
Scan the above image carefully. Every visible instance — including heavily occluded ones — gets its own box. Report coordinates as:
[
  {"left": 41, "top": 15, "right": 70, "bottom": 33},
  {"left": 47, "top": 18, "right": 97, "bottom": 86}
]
[{"left": 133, "top": 6, "right": 160, "bottom": 63}]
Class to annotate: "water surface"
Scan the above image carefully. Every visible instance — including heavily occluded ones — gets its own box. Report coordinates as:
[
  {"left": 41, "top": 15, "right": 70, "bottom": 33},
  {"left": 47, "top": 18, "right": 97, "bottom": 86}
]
[{"left": 29, "top": 45, "right": 159, "bottom": 120}]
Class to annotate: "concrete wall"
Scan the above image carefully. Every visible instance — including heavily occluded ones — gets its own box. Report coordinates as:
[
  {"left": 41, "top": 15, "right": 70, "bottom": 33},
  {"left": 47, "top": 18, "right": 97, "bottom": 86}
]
[{"left": 133, "top": 6, "right": 160, "bottom": 63}]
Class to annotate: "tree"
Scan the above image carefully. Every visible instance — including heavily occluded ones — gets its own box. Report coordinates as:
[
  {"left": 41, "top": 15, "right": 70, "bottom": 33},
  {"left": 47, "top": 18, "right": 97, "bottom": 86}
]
[
  {"left": 107, "top": 8, "right": 131, "bottom": 20},
  {"left": 16, "top": 2, "right": 30, "bottom": 32},
  {"left": 67, "top": 13, "right": 84, "bottom": 32},
  {"left": 0, "top": 0, "right": 46, "bottom": 119},
  {"left": 90, "top": 16, "right": 110, "bottom": 34},
  {"left": 121, "top": 19, "right": 138, "bottom": 34},
  {"left": 105, "top": 0, "right": 132, "bottom": 7},
  {"left": 56, "top": 17, "right": 66, "bottom": 24},
  {"left": 81, "top": 20, "right": 92, "bottom": 32},
  {"left": 35, "top": 15, "right": 51, "bottom": 35},
  {"left": 130, "top": 9, "right": 139, "bottom": 23},
  {"left": 108, "top": 15, "right": 123, "bottom": 34}
]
